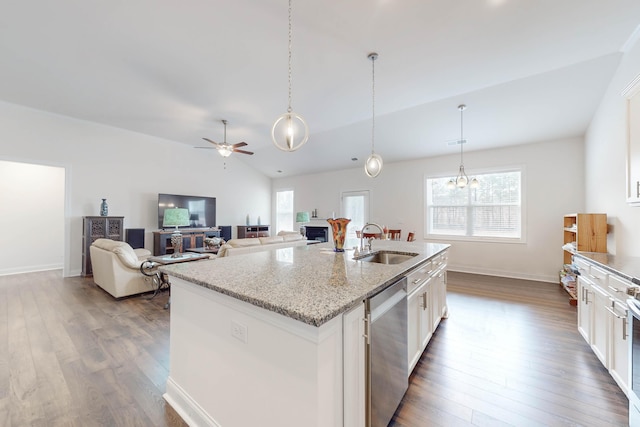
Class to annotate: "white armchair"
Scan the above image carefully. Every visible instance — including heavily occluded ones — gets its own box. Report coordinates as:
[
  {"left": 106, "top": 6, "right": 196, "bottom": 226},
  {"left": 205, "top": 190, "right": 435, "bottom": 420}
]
[{"left": 90, "top": 238, "right": 154, "bottom": 298}]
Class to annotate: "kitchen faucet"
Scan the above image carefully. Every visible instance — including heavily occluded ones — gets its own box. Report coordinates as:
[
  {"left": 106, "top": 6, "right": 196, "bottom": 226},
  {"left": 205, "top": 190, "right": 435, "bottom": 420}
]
[{"left": 360, "top": 223, "right": 384, "bottom": 253}]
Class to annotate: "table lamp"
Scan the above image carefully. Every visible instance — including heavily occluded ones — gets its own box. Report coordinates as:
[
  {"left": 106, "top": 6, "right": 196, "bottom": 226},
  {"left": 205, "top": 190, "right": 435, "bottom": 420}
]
[
  {"left": 296, "top": 211, "right": 310, "bottom": 237},
  {"left": 163, "top": 207, "right": 190, "bottom": 257}
]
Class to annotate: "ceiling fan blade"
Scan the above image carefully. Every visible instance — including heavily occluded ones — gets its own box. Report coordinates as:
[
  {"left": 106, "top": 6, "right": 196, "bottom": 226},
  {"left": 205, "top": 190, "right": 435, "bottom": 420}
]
[
  {"left": 202, "top": 137, "right": 221, "bottom": 147},
  {"left": 194, "top": 146, "right": 215, "bottom": 149},
  {"left": 233, "top": 149, "right": 254, "bottom": 155},
  {"left": 232, "top": 142, "right": 248, "bottom": 148}
]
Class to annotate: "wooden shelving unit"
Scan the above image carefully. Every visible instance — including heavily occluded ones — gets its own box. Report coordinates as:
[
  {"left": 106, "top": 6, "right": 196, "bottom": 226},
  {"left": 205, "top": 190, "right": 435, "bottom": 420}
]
[{"left": 561, "top": 213, "right": 607, "bottom": 305}]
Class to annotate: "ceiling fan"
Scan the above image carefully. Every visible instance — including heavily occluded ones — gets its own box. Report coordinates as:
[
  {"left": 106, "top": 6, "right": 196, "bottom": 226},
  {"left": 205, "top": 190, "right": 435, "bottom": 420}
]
[{"left": 196, "top": 119, "right": 254, "bottom": 157}]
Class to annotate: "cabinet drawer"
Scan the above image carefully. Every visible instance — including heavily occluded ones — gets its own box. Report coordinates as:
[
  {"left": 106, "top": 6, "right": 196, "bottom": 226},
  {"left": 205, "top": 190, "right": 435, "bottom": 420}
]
[
  {"left": 407, "top": 261, "right": 432, "bottom": 293},
  {"left": 608, "top": 275, "right": 634, "bottom": 301},
  {"left": 588, "top": 265, "right": 609, "bottom": 285},
  {"left": 573, "top": 258, "right": 591, "bottom": 275}
]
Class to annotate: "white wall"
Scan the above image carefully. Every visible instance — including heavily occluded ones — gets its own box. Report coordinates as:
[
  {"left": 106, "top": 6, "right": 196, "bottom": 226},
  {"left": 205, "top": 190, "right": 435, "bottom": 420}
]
[
  {"left": 0, "top": 160, "right": 65, "bottom": 275},
  {"left": 0, "top": 101, "right": 272, "bottom": 276},
  {"left": 585, "top": 36, "right": 640, "bottom": 256},
  {"left": 274, "top": 137, "right": 584, "bottom": 282}
]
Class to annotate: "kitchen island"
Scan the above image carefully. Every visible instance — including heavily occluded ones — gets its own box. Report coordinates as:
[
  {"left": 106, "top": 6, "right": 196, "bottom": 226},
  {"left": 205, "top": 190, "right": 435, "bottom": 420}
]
[{"left": 160, "top": 240, "right": 449, "bottom": 427}]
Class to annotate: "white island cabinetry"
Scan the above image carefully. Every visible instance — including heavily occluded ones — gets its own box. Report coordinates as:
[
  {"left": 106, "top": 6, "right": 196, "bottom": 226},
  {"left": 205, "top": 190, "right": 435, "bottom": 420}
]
[{"left": 161, "top": 241, "right": 450, "bottom": 427}]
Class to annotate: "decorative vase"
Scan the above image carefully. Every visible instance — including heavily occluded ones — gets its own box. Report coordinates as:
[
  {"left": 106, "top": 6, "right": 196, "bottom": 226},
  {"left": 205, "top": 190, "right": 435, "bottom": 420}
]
[
  {"left": 100, "top": 198, "right": 108, "bottom": 216},
  {"left": 327, "top": 218, "right": 351, "bottom": 252}
]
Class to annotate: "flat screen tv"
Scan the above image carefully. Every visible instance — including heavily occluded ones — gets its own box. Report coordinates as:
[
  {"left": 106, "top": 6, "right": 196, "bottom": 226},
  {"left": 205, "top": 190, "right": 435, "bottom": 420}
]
[{"left": 158, "top": 193, "right": 216, "bottom": 229}]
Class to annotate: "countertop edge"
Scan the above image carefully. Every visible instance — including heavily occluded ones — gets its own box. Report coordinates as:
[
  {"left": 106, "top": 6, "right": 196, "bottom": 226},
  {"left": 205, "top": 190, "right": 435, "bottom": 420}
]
[{"left": 162, "top": 243, "right": 450, "bottom": 327}]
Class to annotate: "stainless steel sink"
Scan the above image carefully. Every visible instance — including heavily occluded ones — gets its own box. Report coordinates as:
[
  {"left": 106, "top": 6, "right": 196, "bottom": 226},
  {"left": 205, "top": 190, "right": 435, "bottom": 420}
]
[{"left": 355, "top": 251, "right": 419, "bottom": 265}]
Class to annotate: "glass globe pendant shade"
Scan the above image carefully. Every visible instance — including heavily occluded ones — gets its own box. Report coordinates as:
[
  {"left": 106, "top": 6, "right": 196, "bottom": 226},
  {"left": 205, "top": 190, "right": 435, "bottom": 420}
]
[
  {"left": 470, "top": 177, "right": 480, "bottom": 188},
  {"left": 364, "top": 152, "right": 383, "bottom": 178},
  {"left": 447, "top": 179, "right": 456, "bottom": 189},
  {"left": 271, "top": 111, "right": 309, "bottom": 152},
  {"left": 456, "top": 164, "right": 469, "bottom": 188},
  {"left": 217, "top": 144, "right": 233, "bottom": 157}
]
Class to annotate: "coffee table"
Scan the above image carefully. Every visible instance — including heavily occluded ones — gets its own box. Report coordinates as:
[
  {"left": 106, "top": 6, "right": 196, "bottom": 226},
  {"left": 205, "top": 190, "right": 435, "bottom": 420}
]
[{"left": 140, "top": 252, "right": 210, "bottom": 308}]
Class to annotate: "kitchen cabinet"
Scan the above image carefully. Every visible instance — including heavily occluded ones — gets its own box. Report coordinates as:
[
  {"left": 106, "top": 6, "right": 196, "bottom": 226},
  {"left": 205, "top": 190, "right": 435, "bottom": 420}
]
[
  {"left": 577, "top": 275, "right": 592, "bottom": 342},
  {"left": 574, "top": 254, "right": 633, "bottom": 397},
  {"left": 608, "top": 298, "right": 629, "bottom": 396},
  {"left": 623, "top": 73, "right": 640, "bottom": 205},
  {"left": 406, "top": 249, "right": 449, "bottom": 374},
  {"left": 408, "top": 276, "right": 433, "bottom": 373},
  {"left": 591, "top": 282, "right": 609, "bottom": 366}
]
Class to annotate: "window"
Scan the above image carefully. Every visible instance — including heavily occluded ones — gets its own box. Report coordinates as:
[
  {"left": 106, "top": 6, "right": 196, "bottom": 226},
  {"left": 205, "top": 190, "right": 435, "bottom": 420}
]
[
  {"left": 275, "top": 190, "right": 294, "bottom": 234},
  {"left": 425, "top": 168, "right": 524, "bottom": 242},
  {"left": 341, "top": 190, "right": 370, "bottom": 239}
]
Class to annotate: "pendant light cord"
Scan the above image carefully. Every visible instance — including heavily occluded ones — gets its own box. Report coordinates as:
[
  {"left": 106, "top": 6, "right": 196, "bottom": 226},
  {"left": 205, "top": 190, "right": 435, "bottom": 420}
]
[
  {"left": 459, "top": 104, "right": 465, "bottom": 165},
  {"left": 371, "top": 53, "right": 377, "bottom": 154},
  {"left": 287, "top": 0, "right": 293, "bottom": 114}
]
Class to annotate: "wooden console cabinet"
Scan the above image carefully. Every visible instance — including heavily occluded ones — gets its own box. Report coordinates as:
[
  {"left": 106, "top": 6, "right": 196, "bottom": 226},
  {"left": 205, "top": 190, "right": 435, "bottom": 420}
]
[
  {"left": 153, "top": 229, "right": 221, "bottom": 256},
  {"left": 237, "top": 225, "right": 270, "bottom": 238},
  {"left": 82, "top": 216, "right": 124, "bottom": 277}
]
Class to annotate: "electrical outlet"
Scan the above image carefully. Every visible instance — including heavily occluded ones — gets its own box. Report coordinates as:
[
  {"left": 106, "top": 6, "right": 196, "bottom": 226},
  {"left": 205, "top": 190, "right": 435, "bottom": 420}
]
[{"left": 231, "top": 320, "right": 248, "bottom": 344}]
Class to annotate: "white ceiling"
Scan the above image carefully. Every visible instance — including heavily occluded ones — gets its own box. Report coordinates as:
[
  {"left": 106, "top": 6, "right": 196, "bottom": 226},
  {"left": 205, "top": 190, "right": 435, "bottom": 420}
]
[{"left": 1, "top": 0, "right": 639, "bottom": 177}]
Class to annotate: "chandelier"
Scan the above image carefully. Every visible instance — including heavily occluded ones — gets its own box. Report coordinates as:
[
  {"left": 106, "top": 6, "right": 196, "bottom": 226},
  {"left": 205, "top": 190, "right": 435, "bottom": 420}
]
[{"left": 447, "top": 104, "right": 478, "bottom": 189}]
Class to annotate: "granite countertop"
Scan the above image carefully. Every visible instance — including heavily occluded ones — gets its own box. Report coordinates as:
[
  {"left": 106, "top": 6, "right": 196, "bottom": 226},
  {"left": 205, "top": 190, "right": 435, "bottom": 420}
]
[
  {"left": 573, "top": 251, "right": 640, "bottom": 285},
  {"left": 160, "top": 240, "right": 450, "bottom": 327}
]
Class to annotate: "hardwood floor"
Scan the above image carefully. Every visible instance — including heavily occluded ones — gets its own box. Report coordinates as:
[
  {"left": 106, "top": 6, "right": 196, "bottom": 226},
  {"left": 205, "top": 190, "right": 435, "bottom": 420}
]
[
  {"left": 0, "top": 270, "right": 629, "bottom": 426},
  {"left": 391, "top": 272, "right": 629, "bottom": 427}
]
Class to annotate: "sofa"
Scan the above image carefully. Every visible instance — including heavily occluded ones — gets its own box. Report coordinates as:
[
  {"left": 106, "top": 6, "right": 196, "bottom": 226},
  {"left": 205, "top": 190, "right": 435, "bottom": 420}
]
[
  {"left": 90, "top": 238, "right": 154, "bottom": 298},
  {"left": 217, "top": 231, "right": 307, "bottom": 257}
]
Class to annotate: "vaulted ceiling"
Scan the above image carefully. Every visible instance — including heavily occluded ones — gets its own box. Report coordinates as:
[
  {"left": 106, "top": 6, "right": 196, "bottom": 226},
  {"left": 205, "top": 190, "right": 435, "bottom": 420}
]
[{"left": 2, "top": 1, "right": 639, "bottom": 177}]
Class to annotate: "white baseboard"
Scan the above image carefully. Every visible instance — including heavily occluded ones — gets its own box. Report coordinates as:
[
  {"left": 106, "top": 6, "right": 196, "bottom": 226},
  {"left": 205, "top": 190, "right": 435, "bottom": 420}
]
[
  {"left": 447, "top": 264, "right": 558, "bottom": 284},
  {"left": 164, "top": 377, "right": 220, "bottom": 427},
  {"left": 0, "top": 264, "right": 62, "bottom": 277}
]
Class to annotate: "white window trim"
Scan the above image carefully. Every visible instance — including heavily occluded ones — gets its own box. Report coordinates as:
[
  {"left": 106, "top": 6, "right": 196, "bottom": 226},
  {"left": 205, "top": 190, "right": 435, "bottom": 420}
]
[
  {"left": 423, "top": 165, "right": 527, "bottom": 244},
  {"left": 274, "top": 187, "right": 295, "bottom": 234}
]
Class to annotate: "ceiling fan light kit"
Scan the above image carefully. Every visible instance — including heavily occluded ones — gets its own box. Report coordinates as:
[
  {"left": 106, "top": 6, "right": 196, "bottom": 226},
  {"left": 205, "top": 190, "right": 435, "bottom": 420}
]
[
  {"left": 271, "top": 0, "right": 309, "bottom": 152},
  {"left": 364, "top": 52, "right": 383, "bottom": 178}
]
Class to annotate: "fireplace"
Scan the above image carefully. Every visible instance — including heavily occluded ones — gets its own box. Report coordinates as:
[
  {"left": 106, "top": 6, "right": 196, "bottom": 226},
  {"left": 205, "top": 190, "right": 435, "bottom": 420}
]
[{"left": 305, "top": 226, "right": 328, "bottom": 242}]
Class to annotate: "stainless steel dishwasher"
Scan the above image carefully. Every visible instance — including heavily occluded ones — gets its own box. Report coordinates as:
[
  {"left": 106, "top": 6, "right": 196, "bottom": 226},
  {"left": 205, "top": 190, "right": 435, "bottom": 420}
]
[{"left": 365, "top": 276, "right": 408, "bottom": 427}]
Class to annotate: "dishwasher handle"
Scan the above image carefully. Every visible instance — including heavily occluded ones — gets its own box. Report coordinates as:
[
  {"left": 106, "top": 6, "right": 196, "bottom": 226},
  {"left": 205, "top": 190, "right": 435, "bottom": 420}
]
[{"left": 368, "top": 278, "right": 407, "bottom": 322}]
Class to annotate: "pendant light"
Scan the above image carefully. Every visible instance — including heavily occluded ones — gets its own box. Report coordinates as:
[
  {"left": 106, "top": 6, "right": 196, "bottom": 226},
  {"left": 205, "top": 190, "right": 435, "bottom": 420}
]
[
  {"left": 365, "top": 52, "right": 383, "bottom": 178},
  {"left": 447, "top": 104, "right": 478, "bottom": 189},
  {"left": 271, "top": 0, "right": 309, "bottom": 152}
]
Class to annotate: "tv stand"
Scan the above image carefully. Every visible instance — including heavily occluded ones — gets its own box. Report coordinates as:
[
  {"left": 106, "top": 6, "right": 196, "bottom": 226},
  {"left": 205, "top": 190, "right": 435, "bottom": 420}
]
[
  {"left": 237, "top": 225, "right": 270, "bottom": 238},
  {"left": 153, "top": 228, "right": 220, "bottom": 256}
]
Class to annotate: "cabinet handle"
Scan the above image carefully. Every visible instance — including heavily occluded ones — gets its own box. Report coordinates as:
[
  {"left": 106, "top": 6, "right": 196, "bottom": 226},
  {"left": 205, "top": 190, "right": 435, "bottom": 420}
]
[
  {"left": 605, "top": 306, "right": 629, "bottom": 340},
  {"left": 608, "top": 285, "right": 622, "bottom": 294},
  {"left": 585, "top": 289, "right": 590, "bottom": 305},
  {"left": 363, "top": 314, "right": 370, "bottom": 345},
  {"left": 637, "top": 180, "right": 640, "bottom": 198},
  {"left": 422, "top": 292, "right": 428, "bottom": 311}
]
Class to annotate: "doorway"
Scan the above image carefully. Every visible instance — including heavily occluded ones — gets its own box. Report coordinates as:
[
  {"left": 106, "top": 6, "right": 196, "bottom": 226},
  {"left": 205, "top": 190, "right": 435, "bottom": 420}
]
[{"left": 0, "top": 160, "right": 66, "bottom": 276}]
